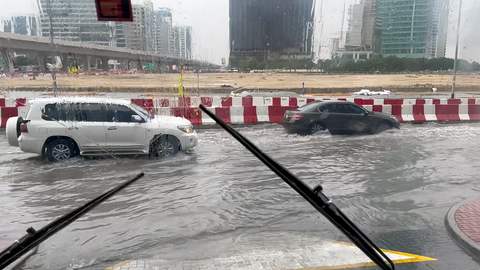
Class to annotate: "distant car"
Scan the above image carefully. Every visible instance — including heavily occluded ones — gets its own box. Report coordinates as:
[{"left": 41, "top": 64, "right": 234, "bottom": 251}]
[
  {"left": 282, "top": 100, "right": 400, "bottom": 135},
  {"left": 6, "top": 97, "right": 198, "bottom": 162}
]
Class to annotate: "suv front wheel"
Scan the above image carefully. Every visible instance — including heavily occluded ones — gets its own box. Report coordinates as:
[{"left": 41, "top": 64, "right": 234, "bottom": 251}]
[{"left": 46, "top": 139, "right": 76, "bottom": 162}]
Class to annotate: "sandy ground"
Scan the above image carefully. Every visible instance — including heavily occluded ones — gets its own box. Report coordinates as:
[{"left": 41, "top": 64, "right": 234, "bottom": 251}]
[{"left": 1, "top": 73, "right": 479, "bottom": 92}]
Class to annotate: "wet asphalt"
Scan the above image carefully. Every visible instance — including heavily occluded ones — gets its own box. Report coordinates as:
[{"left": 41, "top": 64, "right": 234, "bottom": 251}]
[{"left": 1, "top": 123, "right": 480, "bottom": 270}]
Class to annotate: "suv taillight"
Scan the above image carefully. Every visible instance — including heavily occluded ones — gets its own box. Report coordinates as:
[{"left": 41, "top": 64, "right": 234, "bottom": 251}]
[{"left": 20, "top": 123, "right": 28, "bottom": 133}]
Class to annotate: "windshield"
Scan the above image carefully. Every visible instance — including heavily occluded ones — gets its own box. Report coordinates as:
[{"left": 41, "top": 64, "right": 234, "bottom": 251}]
[
  {"left": 1, "top": 0, "right": 480, "bottom": 270},
  {"left": 130, "top": 102, "right": 151, "bottom": 119}
]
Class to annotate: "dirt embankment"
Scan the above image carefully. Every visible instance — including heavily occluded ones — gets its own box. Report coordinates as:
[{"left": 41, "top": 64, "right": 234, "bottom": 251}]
[{"left": 1, "top": 73, "right": 479, "bottom": 94}]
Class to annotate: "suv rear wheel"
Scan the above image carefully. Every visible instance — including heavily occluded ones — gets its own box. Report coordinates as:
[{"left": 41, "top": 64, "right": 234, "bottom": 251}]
[{"left": 46, "top": 139, "right": 76, "bottom": 162}]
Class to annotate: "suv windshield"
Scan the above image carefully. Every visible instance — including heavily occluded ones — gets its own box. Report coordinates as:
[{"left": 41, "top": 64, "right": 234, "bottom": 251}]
[{"left": 130, "top": 102, "right": 151, "bottom": 119}]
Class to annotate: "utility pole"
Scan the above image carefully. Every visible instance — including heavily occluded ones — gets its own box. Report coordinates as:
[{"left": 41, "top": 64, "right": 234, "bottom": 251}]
[
  {"left": 451, "top": 0, "right": 462, "bottom": 99},
  {"left": 47, "top": 0, "right": 58, "bottom": 96}
]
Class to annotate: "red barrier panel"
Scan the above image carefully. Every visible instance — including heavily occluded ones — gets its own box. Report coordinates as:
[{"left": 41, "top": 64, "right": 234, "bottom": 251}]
[
  {"left": 131, "top": 99, "right": 154, "bottom": 113},
  {"left": 221, "top": 97, "right": 232, "bottom": 107},
  {"left": 242, "top": 96, "right": 253, "bottom": 107},
  {"left": 243, "top": 106, "right": 258, "bottom": 124},
  {"left": 1, "top": 107, "right": 18, "bottom": 128},
  {"left": 272, "top": 97, "right": 281, "bottom": 106},
  {"left": 469, "top": 105, "right": 480, "bottom": 121},
  {"left": 435, "top": 104, "right": 460, "bottom": 121},
  {"left": 200, "top": 97, "right": 213, "bottom": 107},
  {"left": 448, "top": 99, "right": 461, "bottom": 105},
  {"left": 413, "top": 104, "right": 426, "bottom": 122},
  {"left": 372, "top": 105, "right": 383, "bottom": 112},
  {"left": 289, "top": 97, "right": 298, "bottom": 107},
  {"left": 268, "top": 106, "right": 297, "bottom": 124},
  {"left": 391, "top": 105, "right": 403, "bottom": 121},
  {"left": 214, "top": 107, "right": 231, "bottom": 124},
  {"left": 171, "top": 107, "right": 202, "bottom": 126}
]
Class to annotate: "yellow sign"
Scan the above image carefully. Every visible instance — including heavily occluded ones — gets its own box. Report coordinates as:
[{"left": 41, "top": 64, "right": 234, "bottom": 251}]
[{"left": 178, "top": 69, "right": 185, "bottom": 97}]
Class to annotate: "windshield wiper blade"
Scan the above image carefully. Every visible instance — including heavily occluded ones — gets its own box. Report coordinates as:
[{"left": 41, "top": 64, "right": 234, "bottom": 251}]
[
  {"left": 199, "top": 104, "right": 395, "bottom": 270},
  {"left": 0, "top": 172, "right": 145, "bottom": 270}
]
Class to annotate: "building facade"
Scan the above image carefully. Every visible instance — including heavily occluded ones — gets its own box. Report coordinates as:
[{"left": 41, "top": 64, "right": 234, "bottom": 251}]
[
  {"left": 229, "top": 0, "right": 315, "bottom": 65},
  {"left": 378, "top": 0, "right": 449, "bottom": 58},
  {"left": 174, "top": 26, "right": 192, "bottom": 59},
  {"left": 37, "top": 0, "right": 119, "bottom": 47},
  {"left": 2, "top": 15, "right": 39, "bottom": 36},
  {"left": 153, "top": 8, "right": 175, "bottom": 56}
]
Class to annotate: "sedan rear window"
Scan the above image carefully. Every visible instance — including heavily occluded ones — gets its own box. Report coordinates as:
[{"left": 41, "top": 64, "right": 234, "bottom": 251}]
[{"left": 297, "top": 102, "right": 321, "bottom": 112}]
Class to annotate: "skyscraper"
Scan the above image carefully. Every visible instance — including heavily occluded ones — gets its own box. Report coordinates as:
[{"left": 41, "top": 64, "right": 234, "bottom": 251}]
[
  {"left": 37, "top": 0, "right": 118, "bottom": 47},
  {"left": 154, "top": 8, "right": 175, "bottom": 56},
  {"left": 378, "top": 0, "right": 449, "bottom": 58},
  {"left": 174, "top": 26, "right": 193, "bottom": 59},
  {"left": 2, "top": 15, "right": 39, "bottom": 36},
  {"left": 229, "top": 0, "right": 315, "bottom": 65}
]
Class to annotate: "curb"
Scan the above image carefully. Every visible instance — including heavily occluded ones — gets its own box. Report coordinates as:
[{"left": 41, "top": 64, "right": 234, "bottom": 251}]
[{"left": 445, "top": 197, "right": 480, "bottom": 258}]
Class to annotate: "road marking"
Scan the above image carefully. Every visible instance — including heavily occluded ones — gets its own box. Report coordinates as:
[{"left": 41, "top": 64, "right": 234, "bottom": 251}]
[{"left": 106, "top": 240, "right": 436, "bottom": 270}]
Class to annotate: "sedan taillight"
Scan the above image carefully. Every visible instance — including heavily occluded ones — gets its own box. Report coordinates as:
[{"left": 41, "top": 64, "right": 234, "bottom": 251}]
[{"left": 291, "top": 115, "right": 303, "bottom": 120}]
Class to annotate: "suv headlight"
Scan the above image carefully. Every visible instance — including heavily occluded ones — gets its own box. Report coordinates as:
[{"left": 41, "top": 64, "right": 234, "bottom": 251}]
[{"left": 178, "top": 125, "right": 194, "bottom": 133}]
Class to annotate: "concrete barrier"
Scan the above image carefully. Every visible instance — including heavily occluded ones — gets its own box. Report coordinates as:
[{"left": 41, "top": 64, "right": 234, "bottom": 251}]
[{"left": 4, "top": 97, "right": 480, "bottom": 128}]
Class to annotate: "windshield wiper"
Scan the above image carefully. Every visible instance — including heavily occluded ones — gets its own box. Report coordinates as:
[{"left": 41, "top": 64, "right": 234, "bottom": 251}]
[
  {"left": 199, "top": 104, "right": 395, "bottom": 270},
  {"left": 0, "top": 172, "right": 145, "bottom": 270}
]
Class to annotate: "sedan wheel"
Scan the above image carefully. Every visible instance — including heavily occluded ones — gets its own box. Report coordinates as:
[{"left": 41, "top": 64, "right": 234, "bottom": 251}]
[
  {"left": 310, "top": 123, "right": 326, "bottom": 134},
  {"left": 376, "top": 122, "right": 392, "bottom": 133}
]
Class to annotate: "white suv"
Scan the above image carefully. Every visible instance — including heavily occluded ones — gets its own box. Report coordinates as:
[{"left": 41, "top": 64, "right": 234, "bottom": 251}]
[{"left": 5, "top": 97, "right": 198, "bottom": 162}]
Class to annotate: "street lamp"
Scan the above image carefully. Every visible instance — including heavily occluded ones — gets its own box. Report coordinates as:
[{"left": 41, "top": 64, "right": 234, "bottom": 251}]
[{"left": 451, "top": 0, "right": 462, "bottom": 99}]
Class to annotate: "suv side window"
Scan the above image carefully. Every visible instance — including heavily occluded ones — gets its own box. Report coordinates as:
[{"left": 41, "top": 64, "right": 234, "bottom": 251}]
[
  {"left": 79, "top": 103, "right": 112, "bottom": 122},
  {"left": 44, "top": 103, "right": 79, "bottom": 121},
  {"left": 109, "top": 104, "right": 139, "bottom": 123}
]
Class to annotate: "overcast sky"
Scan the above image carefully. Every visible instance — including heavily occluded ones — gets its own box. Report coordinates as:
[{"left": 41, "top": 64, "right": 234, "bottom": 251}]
[{"left": 1, "top": 0, "right": 479, "bottom": 64}]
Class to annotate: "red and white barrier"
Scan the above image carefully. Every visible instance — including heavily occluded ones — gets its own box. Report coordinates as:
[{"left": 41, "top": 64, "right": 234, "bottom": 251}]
[{"left": 4, "top": 97, "right": 480, "bottom": 128}]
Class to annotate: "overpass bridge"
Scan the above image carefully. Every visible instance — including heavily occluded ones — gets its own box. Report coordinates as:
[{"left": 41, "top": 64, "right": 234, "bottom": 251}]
[{"left": 0, "top": 32, "right": 220, "bottom": 73}]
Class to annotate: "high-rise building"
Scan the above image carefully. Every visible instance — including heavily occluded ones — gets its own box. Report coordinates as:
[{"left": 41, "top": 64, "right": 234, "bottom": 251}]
[
  {"left": 2, "top": 15, "right": 39, "bottom": 36},
  {"left": 122, "top": 1, "right": 155, "bottom": 52},
  {"left": 153, "top": 8, "right": 175, "bottom": 56},
  {"left": 378, "top": 0, "right": 449, "bottom": 58},
  {"left": 229, "top": 0, "right": 315, "bottom": 65},
  {"left": 174, "top": 26, "right": 192, "bottom": 59},
  {"left": 37, "top": 0, "right": 118, "bottom": 47},
  {"left": 336, "top": 0, "right": 381, "bottom": 60}
]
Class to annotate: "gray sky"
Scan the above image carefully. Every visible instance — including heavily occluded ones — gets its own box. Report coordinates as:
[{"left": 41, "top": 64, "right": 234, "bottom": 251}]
[{"left": 1, "top": 0, "right": 479, "bottom": 64}]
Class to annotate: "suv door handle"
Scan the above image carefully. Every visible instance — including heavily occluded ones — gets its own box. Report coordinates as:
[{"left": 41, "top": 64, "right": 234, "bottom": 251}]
[{"left": 107, "top": 126, "right": 117, "bottom": 130}]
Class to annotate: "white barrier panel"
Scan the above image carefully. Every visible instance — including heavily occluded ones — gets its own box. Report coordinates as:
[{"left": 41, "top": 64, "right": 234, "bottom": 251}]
[
  {"left": 363, "top": 105, "right": 373, "bottom": 111},
  {"left": 459, "top": 104, "right": 470, "bottom": 121},
  {"left": 424, "top": 104, "right": 437, "bottom": 121},
  {"left": 201, "top": 107, "right": 216, "bottom": 125},
  {"left": 281, "top": 97, "right": 290, "bottom": 106},
  {"left": 230, "top": 106, "right": 245, "bottom": 124},
  {"left": 252, "top": 97, "right": 264, "bottom": 106},
  {"left": 374, "top": 99, "right": 384, "bottom": 105},
  {"left": 256, "top": 106, "right": 270, "bottom": 122},
  {"left": 297, "top": 98, "right": 307, "bottom": 107},
  {"left": 381, "top": 104, "right": 392, "bottom": 115},
  {"left": 264, "top": 97, "right": 273, "bottom": 106},
  {"left": 403, "top": 99, "right": 416, "bottom": 105},
  {"left": 232, "top": 97, "right": 243, "bottom": 106},
  {"left": 401, "top": 105, "right": 414, "bottom": 121}
]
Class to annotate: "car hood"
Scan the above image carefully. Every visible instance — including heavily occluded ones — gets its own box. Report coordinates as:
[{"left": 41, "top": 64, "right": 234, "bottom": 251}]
[{"left": 151, "top": 115, "right": 192, "bottom": 126}]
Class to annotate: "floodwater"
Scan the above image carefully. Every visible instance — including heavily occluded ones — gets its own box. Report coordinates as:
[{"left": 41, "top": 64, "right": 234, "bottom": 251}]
[{"left": 1, "top": 123, "right": 480, "bottom": 270}]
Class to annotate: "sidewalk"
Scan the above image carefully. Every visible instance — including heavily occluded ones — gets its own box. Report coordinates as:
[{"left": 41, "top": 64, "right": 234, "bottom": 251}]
[{"left": 446, "top": 197, "right": 480, "bottom": 258}]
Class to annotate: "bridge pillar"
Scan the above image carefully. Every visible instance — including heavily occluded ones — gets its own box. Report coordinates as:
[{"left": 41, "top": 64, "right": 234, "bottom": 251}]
[
  {"left": 81, "top": 55, "right": 91, "bottom": 71},
  {"left": 137, "top": 59, "right": 143, "bottom": 71},
  {"left": 122, "top": 59, "right": 129, "bottom": 71},
  {"left": 60, "top": 54, "right": 69, "bottom": 72},
  {"left": 37, "top": 53, "right": 47, "bottom": 72},
  {"left": 100, "top": 57, "right": 109, "bottom": 71},
  {"left": 1, "top": 48, "right": 14, "bottom": 73}
]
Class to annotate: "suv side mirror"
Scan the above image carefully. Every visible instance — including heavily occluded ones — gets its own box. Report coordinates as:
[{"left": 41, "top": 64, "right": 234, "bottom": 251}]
[{"left": 131, "top": 115, "right": 144, "bottom": 123}]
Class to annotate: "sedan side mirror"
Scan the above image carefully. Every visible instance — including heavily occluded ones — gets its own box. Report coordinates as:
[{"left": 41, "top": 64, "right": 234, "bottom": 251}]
[{"left": 131, "top": 115, "right": 144, "bottom": 123}]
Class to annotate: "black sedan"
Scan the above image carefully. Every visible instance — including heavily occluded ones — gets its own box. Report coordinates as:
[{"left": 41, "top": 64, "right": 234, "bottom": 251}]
[{"left": 282, "top": 100, "right": 400, "bottom": 135}]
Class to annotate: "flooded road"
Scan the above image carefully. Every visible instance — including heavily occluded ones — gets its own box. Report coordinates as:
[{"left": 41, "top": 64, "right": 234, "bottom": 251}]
[{"left": 1, "top": 123, "right": 480, "bottom": 270}]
